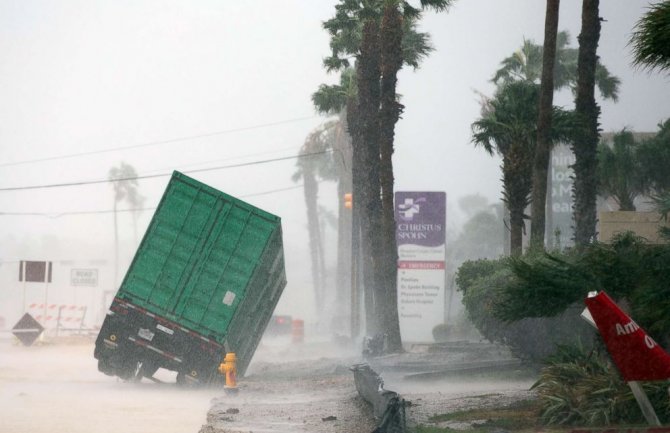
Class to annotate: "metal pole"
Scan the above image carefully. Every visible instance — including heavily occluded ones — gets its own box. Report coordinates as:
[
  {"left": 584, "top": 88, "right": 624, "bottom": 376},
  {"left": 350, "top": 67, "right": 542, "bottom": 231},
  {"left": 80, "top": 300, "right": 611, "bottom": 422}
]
[
  {"left": 22, "top": 279, "right": 27, "bottom": 314},
  {"left": 628, "top": 381, "right": 661, "bottom": 426},
  {"left": 43, "top": 281, "right": 49, "bottom": 328},
  {"left": 21, "top": 261, "right": 26, "bottom": 313}
]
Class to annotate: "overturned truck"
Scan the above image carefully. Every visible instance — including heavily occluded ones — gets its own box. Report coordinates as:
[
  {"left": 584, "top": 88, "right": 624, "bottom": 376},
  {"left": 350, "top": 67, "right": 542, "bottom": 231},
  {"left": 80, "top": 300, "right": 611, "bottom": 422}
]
[{"left": 95, "top": 171, "right": 286, "bottom": 385}]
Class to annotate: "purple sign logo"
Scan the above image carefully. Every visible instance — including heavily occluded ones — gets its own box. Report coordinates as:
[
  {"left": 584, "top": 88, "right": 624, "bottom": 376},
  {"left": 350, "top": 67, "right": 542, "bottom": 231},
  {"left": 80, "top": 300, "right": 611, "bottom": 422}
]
[
  {"left": 397, "top": 197, "right": 427, "bottom": 221},
  {"left": 395, "top": 191, "right": 446, "bottom": 247}
]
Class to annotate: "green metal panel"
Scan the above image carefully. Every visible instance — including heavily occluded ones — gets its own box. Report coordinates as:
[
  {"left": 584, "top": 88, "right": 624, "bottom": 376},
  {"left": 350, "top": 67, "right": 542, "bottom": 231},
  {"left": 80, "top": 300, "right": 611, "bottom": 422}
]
[{"left": 117, "top": 171, "right": 285, "bottom": 344}]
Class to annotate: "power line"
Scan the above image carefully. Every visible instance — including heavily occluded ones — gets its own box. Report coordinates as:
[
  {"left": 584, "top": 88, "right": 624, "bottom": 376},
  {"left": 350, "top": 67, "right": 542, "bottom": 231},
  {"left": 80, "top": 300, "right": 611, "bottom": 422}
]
[
  {"left": 0, "top": 115, "right": 318, "bottom": 169},
  {"left": 0, "top": 184, "right": 309, "bottom": 218},
  {"left": 0, "top": 150, "right": 332, "bottom": 192},
  {"left": 140, "top": 145, "right": 302, "bottom": 175}
]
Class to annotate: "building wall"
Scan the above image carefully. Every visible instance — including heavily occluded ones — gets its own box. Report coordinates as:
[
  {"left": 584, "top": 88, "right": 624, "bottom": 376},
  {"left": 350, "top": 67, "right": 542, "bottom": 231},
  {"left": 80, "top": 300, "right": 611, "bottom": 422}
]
[{"left": 598, "top": 211, "right": 669, "bottom": 244}]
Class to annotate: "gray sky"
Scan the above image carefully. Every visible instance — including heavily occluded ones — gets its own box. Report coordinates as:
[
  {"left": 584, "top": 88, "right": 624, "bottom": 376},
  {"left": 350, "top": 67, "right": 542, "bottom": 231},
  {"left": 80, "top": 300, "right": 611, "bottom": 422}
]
[{"left": 1, "top": 1, "right": 668, "bottom": 322}]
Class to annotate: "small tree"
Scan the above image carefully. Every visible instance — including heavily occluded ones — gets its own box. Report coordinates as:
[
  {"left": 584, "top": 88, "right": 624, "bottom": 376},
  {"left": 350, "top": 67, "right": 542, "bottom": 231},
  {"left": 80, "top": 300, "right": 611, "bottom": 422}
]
[{"left": 597, "top": 130, "right": 646, "bottom": 211}]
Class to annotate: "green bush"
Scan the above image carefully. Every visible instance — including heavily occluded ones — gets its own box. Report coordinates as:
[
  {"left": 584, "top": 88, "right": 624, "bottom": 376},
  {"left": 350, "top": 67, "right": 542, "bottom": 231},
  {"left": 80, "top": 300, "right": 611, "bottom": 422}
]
[
  {"left": 431, "top": 323, "right": 451, "bottom": 342},
  {"left": 458, "top": 258, "right": 594, "bottom": 362},
  {"left": 456, "top": 232, "right": 670, "bottom": 360},
  {"left": 534, "top": 344, "right": 670, "bottom": 426},
  {"left": 455, "top": 257, "right": 507, "bottom": 295}
]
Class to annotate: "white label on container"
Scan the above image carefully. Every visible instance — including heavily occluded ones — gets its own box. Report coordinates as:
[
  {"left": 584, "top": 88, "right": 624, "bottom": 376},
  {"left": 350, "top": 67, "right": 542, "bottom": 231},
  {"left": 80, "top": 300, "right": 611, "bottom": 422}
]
[
  {"left": 223, "top": 291, "right": 236, "bottom": 306},
  {"left": 156, "top": 324, "right": 174, "bottom": 335},
  {"left": 138, "top": 328, "right": 155, "bottom": 341}
]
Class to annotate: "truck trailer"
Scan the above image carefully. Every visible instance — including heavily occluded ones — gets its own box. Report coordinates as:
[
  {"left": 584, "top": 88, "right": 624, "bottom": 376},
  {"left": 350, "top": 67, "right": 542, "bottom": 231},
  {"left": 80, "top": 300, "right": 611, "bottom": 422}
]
[{"left": 94, "top": 171, "right": 286, "bottom": 385}]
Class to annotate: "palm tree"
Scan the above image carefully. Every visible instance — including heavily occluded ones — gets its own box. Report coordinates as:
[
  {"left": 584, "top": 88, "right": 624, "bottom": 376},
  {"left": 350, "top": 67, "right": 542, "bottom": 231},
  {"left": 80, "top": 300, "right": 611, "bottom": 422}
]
[
  {"left": 530, "top": 0, "right": 561, "bottom": 251},
  {"left": 630, "top": 0, "right": 670, "bottom": 74},
  {"left": 316, "top": 0, "right": 452, "bottom": 349},
  {"left": 293, "top": 123, "right": 339, "bottom": 317},
  {"left": 108, "top": 162, "right": 143, "bottom": 289},
  {"left": 473, "top": 82, "right": 540, "bottom": 256},
  {"left": 637, "top": 119, "right": 670, "bottom": 193},
  {"left": 357, "top": 16, "right": 384, "bottom": 337},
  {"left": 597, "top": 130, "right": 645, "bottom": 211},
  {"left": 472, "top": 82, "right": 572, "bottom": 255},
  {"left": 572, "top": 0, "right": 602, "bottom": 246},
  {"left": 313, "top": 69, "right": 361, "bottom": 334},
  {"left": 492, "top": 27, "right": 619, "bottom": 250},
  {"left": 492, "top": 31, "right": 620, "bottom": 100}
]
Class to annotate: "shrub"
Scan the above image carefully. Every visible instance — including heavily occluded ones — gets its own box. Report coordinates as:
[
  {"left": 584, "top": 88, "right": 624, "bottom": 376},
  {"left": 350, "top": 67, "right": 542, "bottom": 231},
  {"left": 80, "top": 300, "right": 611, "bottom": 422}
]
[
  {"left": 431, "top": 323, "right": 451, "bottom": 342},
  {"left": 534, "top": 344, "right": 670, "bottom": 426},
  {"left": 458, "top": 258, "right": 593, "bottom": 362}
]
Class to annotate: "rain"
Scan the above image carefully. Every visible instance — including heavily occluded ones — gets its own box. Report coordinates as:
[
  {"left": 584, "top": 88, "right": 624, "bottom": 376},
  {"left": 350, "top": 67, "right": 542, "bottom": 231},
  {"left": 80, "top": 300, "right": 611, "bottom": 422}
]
[{"left": 1, "top": 1, "right": 669, "bottom": 432}]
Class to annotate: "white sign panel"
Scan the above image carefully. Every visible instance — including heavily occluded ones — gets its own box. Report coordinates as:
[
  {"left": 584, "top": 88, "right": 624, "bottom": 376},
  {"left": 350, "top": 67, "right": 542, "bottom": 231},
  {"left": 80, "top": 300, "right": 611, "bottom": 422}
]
[
  {"left": 395, "top": 191, "right": 446, "bottom": 342},
  {"left": 70, "top": 269, "right": 98, "bottom": 287}
]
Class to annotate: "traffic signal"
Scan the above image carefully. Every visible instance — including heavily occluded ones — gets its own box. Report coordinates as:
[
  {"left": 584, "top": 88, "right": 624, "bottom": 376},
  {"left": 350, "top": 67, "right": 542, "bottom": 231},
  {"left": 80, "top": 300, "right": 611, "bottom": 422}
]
[{"left": 344, "top": 193, "right": 353, "bottom": 209}]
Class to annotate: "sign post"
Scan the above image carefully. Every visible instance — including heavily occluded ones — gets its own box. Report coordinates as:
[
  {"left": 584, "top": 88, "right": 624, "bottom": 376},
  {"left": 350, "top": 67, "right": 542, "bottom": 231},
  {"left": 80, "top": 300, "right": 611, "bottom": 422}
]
[{"left": 395, "top": 191, "right": 446, "bottom": 343}]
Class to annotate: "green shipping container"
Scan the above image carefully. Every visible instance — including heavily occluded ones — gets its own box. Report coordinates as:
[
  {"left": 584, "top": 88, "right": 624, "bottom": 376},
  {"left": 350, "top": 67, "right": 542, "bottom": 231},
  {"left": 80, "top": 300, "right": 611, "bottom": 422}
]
[{"left": 95, "top": 171, "right": 286, "bottom": 383}]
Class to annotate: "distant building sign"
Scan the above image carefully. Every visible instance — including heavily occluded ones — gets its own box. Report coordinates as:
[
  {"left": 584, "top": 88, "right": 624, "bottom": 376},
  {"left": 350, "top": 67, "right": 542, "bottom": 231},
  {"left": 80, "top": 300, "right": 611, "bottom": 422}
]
[
  {"left": 551, "top": 144, "right": 575, "bottom": 247},
  {"left": 395, "top": 191, "right": 446, "bottom": 343},
  {"left": 19, "top": 261, "right": 52, "bottom": 283},
  {"left": 71, "top": 269, "right": 98, "bottom": 287}
]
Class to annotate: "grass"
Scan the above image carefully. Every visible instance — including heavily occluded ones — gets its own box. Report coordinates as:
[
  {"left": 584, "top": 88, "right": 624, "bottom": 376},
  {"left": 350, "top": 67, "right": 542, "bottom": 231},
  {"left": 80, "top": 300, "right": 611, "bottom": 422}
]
[{"left": 416, "top": 399, "right": 542, "bottom": 433}]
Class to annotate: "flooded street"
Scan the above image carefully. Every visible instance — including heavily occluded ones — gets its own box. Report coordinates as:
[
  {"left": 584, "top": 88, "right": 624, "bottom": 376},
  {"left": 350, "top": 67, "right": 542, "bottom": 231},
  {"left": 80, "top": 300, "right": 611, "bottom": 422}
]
[
  {"left": 1, "top": 333, "right": 535, "bottom": 433},
  {"left": 0, "top": 337, "right": 220, "bottom": 433}
]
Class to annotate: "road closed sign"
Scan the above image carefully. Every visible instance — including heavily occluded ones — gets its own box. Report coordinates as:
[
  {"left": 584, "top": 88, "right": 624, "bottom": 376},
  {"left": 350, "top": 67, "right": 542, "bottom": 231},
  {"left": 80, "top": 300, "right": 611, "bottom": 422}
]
[{"left": 70, "top": 269, "right": 98, "bottom": 287}]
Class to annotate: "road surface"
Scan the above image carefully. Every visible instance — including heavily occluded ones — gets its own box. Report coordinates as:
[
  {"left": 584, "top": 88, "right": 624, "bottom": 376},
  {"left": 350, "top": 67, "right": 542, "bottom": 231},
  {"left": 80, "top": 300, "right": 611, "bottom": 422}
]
[{"left": 0, "top": 336, "right": 220, "bottom": 433}]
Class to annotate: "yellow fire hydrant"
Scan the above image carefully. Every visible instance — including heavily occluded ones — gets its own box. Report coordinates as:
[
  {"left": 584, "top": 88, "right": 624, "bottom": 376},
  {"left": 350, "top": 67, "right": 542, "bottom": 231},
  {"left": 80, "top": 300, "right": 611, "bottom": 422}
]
[{"left": 218, "top": 352, "right": 238, "bottom": 394}]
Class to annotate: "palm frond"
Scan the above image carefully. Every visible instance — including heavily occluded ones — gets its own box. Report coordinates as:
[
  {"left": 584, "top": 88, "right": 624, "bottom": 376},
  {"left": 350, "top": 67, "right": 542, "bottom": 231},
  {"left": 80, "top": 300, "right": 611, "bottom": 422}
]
[{"left": 630, "top": 0, "right": 670, "bottom": 73}]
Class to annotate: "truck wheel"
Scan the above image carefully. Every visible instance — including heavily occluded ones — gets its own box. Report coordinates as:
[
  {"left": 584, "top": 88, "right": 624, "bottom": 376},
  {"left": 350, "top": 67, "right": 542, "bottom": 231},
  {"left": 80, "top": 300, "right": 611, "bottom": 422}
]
[
  {"left": 117, "top": 359, "right": 140, "bottom": 381},
  {"left": 98, "top": 359, "right": 115, "bottom": 376}
]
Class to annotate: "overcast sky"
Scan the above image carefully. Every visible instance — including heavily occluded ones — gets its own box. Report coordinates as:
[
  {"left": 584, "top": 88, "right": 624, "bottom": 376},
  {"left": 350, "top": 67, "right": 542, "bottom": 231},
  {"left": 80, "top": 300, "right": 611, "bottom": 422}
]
[{"left": 1, "top": 1, "right": 668, "bottom": 322}]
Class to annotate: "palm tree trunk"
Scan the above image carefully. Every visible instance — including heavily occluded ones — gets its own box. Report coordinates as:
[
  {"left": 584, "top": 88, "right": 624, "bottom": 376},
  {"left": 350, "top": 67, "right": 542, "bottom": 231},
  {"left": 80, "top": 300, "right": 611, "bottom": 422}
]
[
  {"left": 335, "top": 116, "right": 353, "bottom": 321},
  {"left": 572, "top": 0, "right": 601, "bottom": 246},
  {"left": 510, "top": 207, "right": 524, "bottom": 256},
  {"left": 378, "top": 3, "right": 404, "bottom": 352},
  {"left": 304, "top": 171, "right": 324, "bottom": 315},
  {"left": 618, "top": 194, "right": 636, "bottom": 211},
  {"left": 347, "top": 95, "right": 364, "bottom": 338},
  {"left": 357, "top": 17, "right": 383, "bottom": 336},
  {"left": 530, "top": 0, "right": 560, "bottom": 251}
]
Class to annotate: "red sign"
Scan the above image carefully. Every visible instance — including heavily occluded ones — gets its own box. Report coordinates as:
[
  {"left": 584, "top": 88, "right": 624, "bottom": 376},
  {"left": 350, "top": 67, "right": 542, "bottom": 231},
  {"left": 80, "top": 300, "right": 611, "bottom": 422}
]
[{"left": 585, "top": 291, "right": 670, "bottom": 381}]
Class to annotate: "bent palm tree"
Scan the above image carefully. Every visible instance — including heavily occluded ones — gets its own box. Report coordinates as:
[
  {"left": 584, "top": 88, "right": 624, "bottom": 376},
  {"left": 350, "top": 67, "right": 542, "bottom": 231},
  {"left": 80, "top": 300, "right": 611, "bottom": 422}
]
[{"left": 293, "top": 123, "right": 338, "bottom": 317}]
